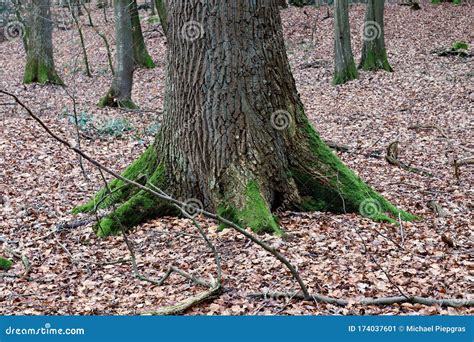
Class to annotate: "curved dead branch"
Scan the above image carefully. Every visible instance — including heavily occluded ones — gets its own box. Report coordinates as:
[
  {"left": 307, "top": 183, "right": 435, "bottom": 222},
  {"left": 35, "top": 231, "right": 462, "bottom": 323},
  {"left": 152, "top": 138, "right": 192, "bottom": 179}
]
[{"left": 248, "top": 292, "right": 473, "bottom": 308}]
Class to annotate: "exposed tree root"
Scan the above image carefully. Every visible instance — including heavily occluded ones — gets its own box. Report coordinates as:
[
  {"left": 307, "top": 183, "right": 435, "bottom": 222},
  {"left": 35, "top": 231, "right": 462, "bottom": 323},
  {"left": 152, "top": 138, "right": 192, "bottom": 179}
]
[
  {"left": 291, "top": 118, "right": 416, "bottom": 223},
  {"left": 408, "top": 124, "right": 449, "bottom": 139},
  {"left": 359, "top": 50, "right": 393, "bottom": 72},
  {"left": 97, "top": 91, "right": 138, "bottom": 109},
  {"left": 386, "top": 141, "right": 433, "bottom": 177},
  {"left": 453, "top": 157, "right": 474, "bottom": 181},
  {"left": 248, "top": 292, "right": 473, "bottom": 308},
  {"left": 217, "top": 180, "right": 282, "bottom": 235}
]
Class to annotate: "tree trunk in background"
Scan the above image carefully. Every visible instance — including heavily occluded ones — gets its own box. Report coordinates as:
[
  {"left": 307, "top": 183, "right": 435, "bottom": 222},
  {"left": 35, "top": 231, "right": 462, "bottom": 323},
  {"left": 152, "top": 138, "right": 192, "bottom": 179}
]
[
  {"left": 98, "top": 0, "right": 137, "bottom": 108},
  {"left": 23, "top": 0, "right": 63, "bottom": 84},
  {"left": 359, "top": 0, "right": 392, "bottom": 71},
  {"left": 333, "top": 0, "right": 357, "bottom": 84},
  {"left": 150, "top": 0, "right": 156, "bottom": 15},
  {"left": 130, "top": 0, "right": 155, "bottom": 68},
  {"left": 155, "top": 0, "right": 168, "bottom": 35},
  {"left": 76, "top": 0, "right": 414, "bottom": 237}
]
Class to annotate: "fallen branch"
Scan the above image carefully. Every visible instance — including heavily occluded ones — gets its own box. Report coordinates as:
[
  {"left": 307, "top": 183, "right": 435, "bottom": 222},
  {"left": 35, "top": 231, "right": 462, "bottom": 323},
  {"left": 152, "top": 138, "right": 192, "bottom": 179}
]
[
  {"left": 142, "top": 285, "right": 221, "bottom": 315},
  {"left": 248, "top": 292, "right": 473, "bottom": 308},
  {"left": 453, "top": 157, "right": 474, "bottom": 181}
]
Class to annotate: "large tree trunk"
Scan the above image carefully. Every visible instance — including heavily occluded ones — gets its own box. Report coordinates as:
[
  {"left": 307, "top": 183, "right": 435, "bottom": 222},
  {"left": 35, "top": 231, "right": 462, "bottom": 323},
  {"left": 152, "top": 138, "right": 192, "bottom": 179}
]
[
  {"left": 98, "top": 0, "right": 137, "bottom": 108},
  {"left": 76, "top": 0, "right": 414, "bottom": 237},
  {"left": 359, "top": 0, "right": 392, "bottom": 71},
  {"left": 130, "top": 0, "right": 155, "bottom": 68},
  {"left": 23, "top": 0, "right": 63, "bottom": 84},
  {"left": 333, "top": 0, "right": 357, "bottom": 84}
]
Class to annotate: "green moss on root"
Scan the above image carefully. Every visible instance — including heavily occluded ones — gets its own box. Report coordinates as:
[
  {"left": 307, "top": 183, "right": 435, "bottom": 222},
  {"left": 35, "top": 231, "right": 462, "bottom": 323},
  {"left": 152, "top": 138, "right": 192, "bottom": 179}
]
[
  {"left": 73, "top": 146, "right": 158, "bottom": 214},
  {"left": 294, "top": 118, "right": 416, "bottom": 223},
  {"left": 98, "top": 95, "right": 138, "bottom": 109},
  {"left": 359, "top": 49, "right": 393, "bottom": 72},
  {"left": 218, "top": 181, "right": 282, "bottom": 235},
  {"left": 137, "top": 54, "right": 156, "bottom": 69},
  {"left": 95, "top": 163, "right": 178, "bottom": 236},
  {"left": 333, "top": 63, "right": 359, "bottom": 85},
  {"left": 0, "top": 257, "right": 13, "bottom": 271},
  {"left": 23, "top": 59, "right": 63, "bottom": 85}
]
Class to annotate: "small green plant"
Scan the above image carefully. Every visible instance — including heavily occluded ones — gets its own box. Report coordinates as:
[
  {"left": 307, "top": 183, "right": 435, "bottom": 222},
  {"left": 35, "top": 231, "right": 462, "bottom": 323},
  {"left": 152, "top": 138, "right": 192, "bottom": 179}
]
[
  {"left": 145, "top": 121, "right": 161, "bottom": 136},
  {"left": 67, "top": 111, "right": 95, "bottom": 132},
  {"left": 0, "top": 257, "right": 13, "bottom": 271},
  {"left": 452, "top": 41, "right": 469, "bottom": 51},
  {"left": 97, "top": 118, "right": 134, "bottom": 137},
  {"left": 147, "top": 15, "right": 161, "bottom": 25}
]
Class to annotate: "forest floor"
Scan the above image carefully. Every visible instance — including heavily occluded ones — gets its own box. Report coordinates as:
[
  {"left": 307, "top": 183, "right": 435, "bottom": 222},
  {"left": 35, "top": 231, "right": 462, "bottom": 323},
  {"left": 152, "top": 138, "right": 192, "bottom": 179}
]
[{"left": 0, "top": 2, "right": 473, "bottom": 315}]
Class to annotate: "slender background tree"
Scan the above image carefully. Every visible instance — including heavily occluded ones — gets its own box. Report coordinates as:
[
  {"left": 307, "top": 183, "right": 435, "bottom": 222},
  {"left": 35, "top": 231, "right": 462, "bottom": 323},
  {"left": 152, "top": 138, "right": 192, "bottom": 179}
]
[
  {"left": 130, "top": 0, "right": 155, "bottom": 68},
  {"left": 333, "top": 0, "right": 358, "bottom": 84},
  {"left": 98, "top": 0, "right": 137, "bottom": 108},
  {"left": 359, "top": 0, "right": 392, "bottom": 71},
  {"left": 23, "top": 0, "right": 63, "bottom": 84}
]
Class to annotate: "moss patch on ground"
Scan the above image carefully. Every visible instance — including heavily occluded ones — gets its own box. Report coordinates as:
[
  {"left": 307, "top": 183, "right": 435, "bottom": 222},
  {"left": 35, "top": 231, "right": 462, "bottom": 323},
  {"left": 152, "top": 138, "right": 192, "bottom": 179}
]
[{"left": 0, "top": 257, "right": 13, "bottom": 271}]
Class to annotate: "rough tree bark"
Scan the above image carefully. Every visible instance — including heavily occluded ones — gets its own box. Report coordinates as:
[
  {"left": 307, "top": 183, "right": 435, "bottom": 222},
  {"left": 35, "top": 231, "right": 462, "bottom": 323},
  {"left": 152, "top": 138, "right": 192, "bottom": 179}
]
[
  {"left": 76, "top": 0, "right": 414, "bottom": 237},
  {"left": 130, "top": 0, "right": 155, "bottom": 68},
  {"left": 333, "top": 0, "right": 358, "bottom": 84},
  {"left": 23, "top": 0, "right": 63, "bottom": 84},
  {"left": 359, "top": 0, "right": 392, "bottom": 71},
  {"left": 98, "top": 0, "right": 137, "bottom": 108}
]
